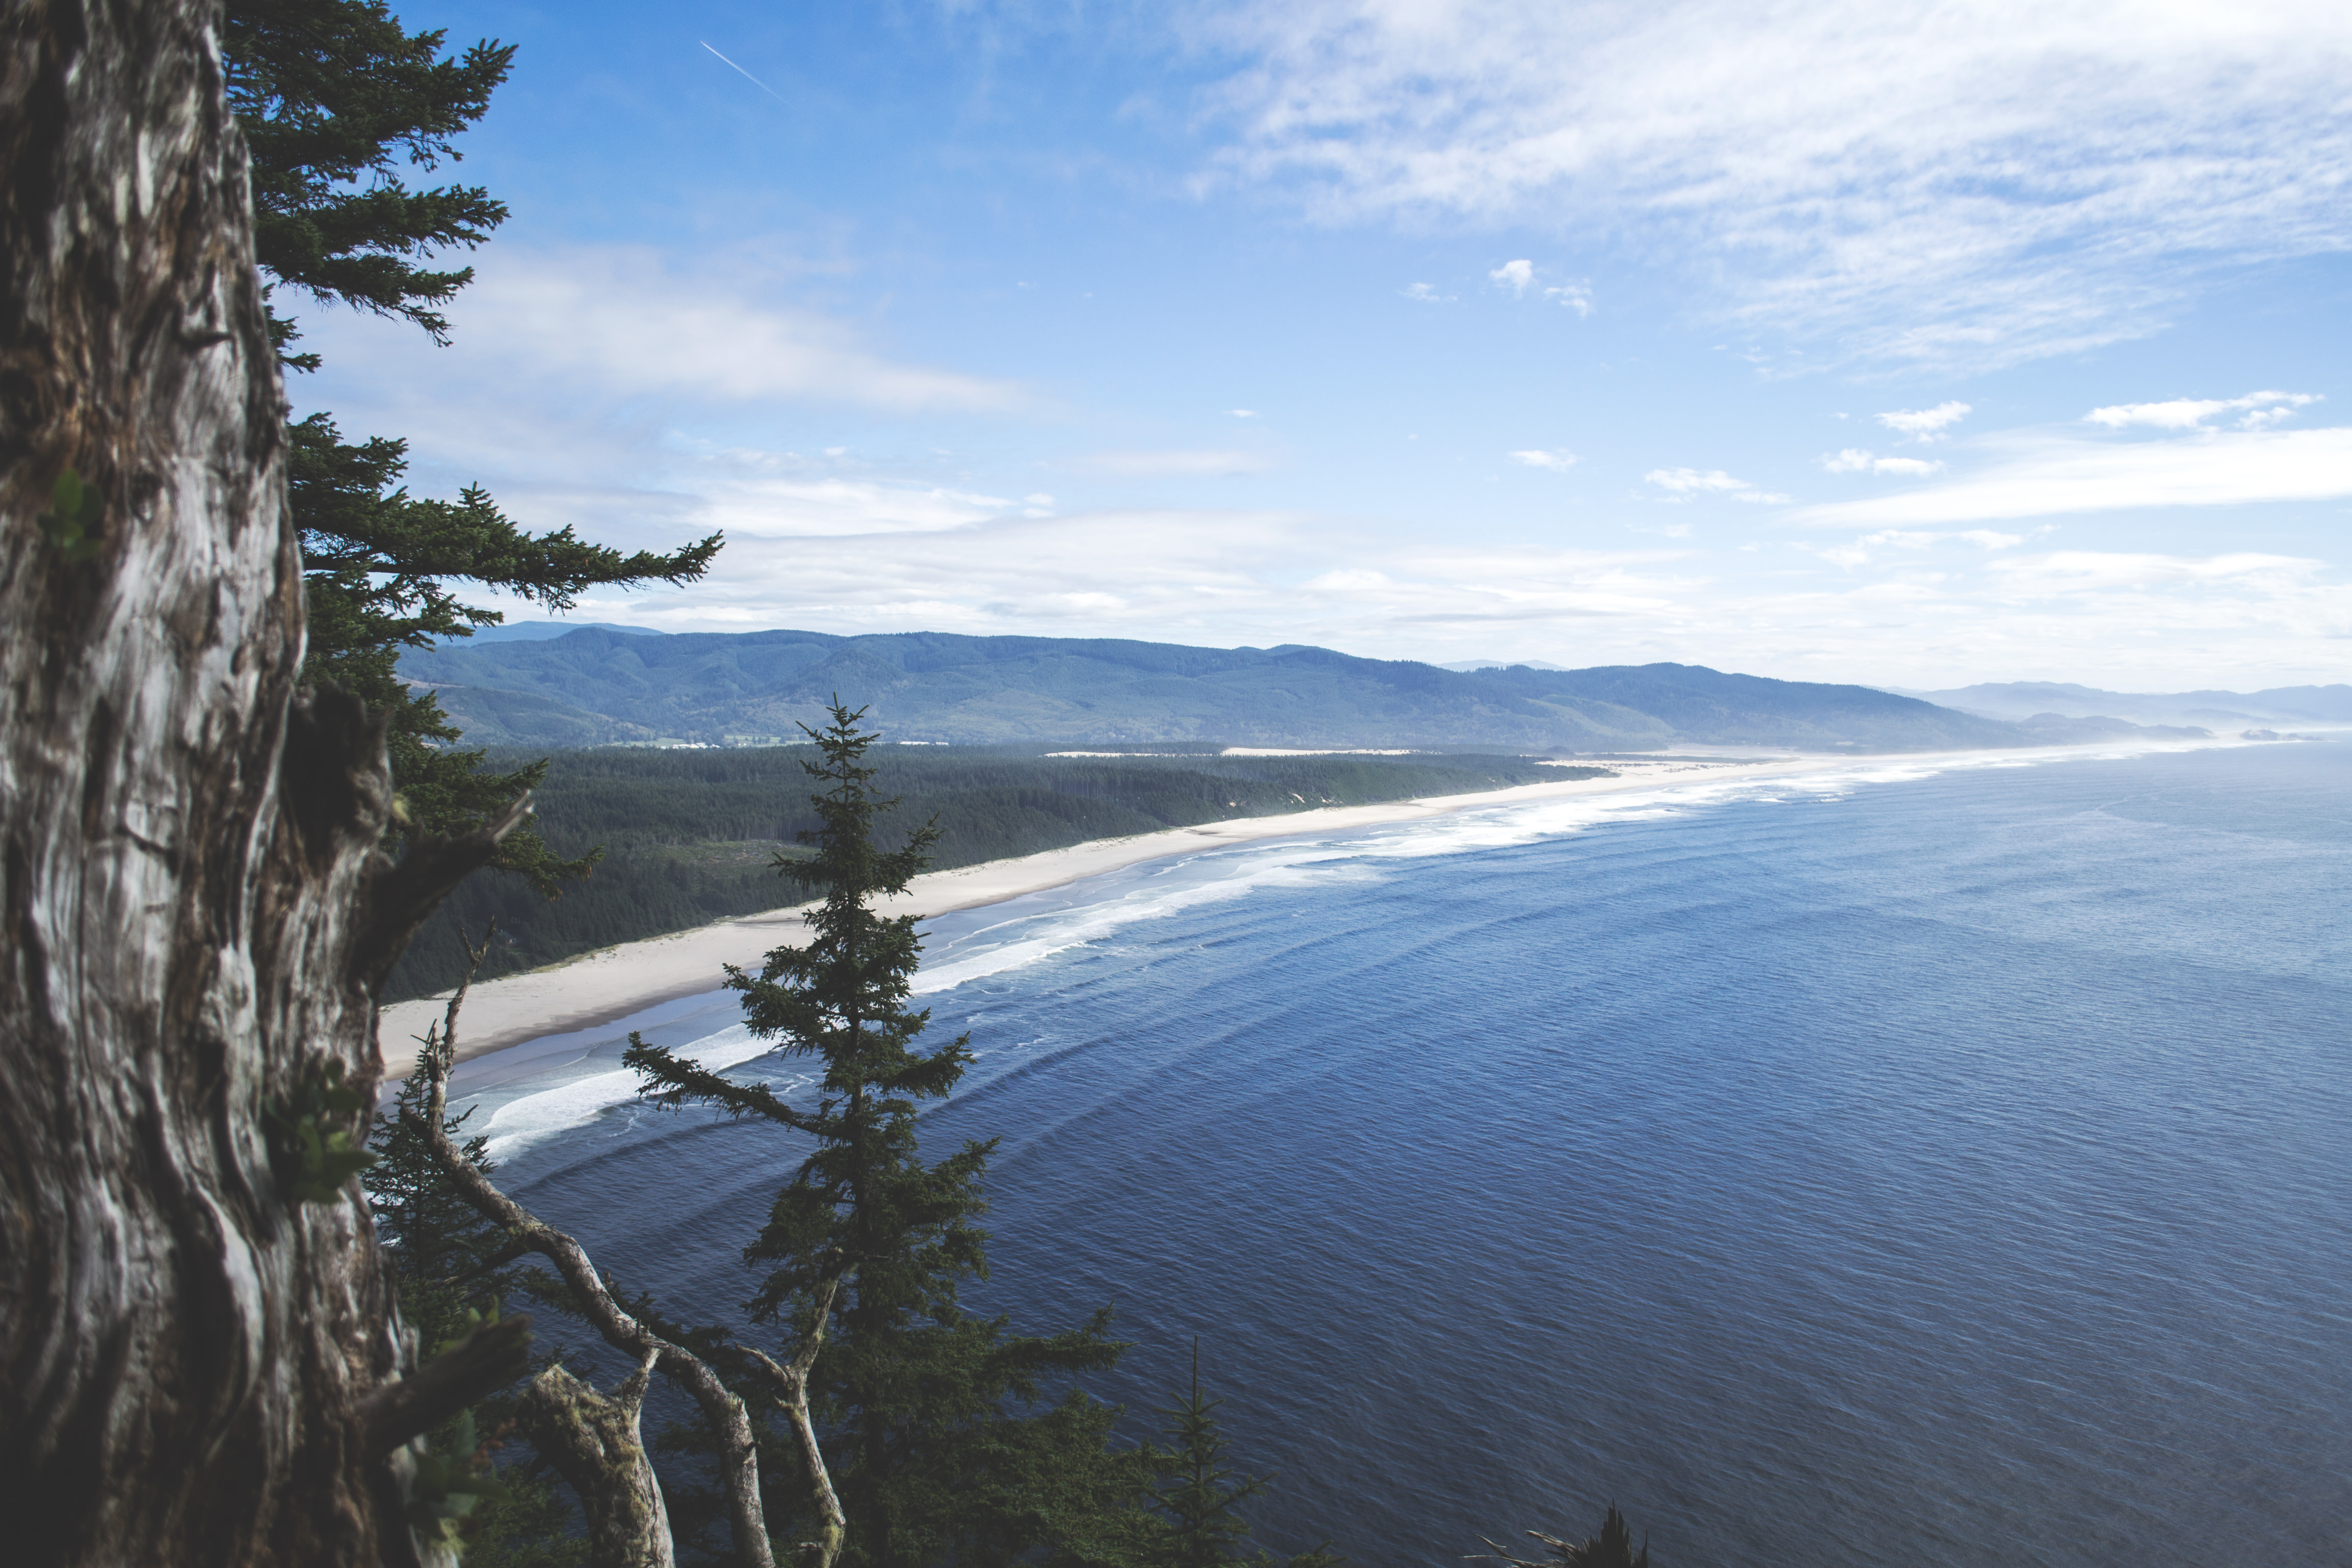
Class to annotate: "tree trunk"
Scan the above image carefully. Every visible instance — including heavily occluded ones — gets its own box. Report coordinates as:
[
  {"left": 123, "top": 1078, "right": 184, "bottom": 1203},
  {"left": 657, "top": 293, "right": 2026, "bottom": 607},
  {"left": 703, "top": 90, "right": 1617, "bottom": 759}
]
[
  {"left": 519, "top": 1361, "right": 676, "bottom": 1568},
  {"left": 0, "top": 3, "right": 472, "bottom": 1561}
]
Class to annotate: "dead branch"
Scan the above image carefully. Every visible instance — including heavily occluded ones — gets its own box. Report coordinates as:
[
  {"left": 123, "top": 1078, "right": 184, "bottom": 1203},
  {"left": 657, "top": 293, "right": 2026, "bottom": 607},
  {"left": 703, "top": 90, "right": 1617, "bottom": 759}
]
[
  {"left": 405, "top": 928, "right": 783, "bottom": 1568},
  {"left": 360, "top": 1313, "right": 536, "bottom": 1458},
  {"left": 520, "top": 1352, "right": 673, "bottom": 1568},
  {"left": 745, "top": 1262, "right": 849, "bottom": 1565}
]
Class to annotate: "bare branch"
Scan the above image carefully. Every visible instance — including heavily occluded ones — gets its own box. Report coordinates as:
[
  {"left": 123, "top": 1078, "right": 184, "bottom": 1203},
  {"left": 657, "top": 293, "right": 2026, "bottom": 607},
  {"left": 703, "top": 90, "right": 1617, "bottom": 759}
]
[
  {"left": 359, "top": 1314, "right": 535, "bottom": 1458},
  {"left": 407, "top": 936, "right": 778, "bottom": 1568},
  {"left": 520, "top": 1358, "right": 674, "bottom": 1568},
  {"left": 745, "top": 1263, "right": 850, "bottom": 1568}
]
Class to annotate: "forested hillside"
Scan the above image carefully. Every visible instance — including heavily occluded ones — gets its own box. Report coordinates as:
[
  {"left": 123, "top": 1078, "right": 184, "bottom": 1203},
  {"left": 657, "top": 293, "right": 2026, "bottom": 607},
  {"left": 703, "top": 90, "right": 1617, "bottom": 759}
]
[
  {"left": 388, "top": 746, "right": 1593, "bottom": 998},
  {"left": 400, "top": 627, "right": 2030, "bottom": 751}
]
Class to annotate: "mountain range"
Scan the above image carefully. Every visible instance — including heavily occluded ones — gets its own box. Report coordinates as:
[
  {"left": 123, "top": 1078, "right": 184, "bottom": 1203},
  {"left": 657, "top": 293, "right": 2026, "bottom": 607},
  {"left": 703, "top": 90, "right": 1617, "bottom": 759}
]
[
  {"left": 1893, "top": 680, "right": 2352, "bottom": 729},
  {"left": 396, "top": 627, "right": 2266, "bottom": 753}
]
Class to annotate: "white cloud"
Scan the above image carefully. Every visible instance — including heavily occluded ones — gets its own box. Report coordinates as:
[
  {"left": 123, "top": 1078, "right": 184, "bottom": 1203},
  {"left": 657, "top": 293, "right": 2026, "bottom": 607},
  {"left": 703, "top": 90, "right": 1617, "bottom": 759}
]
[
  {"left": 1489, "top": 258, "right": 1535, "bottom": 294},
  {"left": 1200, "top": 3, "right": 2352, "bottom": 368},
  {"left": 1877, "top": 402, "right": 1972, "bottom": 440},
  {"left": 1647, "top": 468, "right": 1789, "bottom": 504},
  {"left": 2085, "top": 389, "right": 2321, "bottom": 431},
  {"left": 1822, "top": 448, "right": 1945, "bottom": 476},
  {"left": 1401, "top": 281, "right": 1451, "bottom": 302},
  {"left": 543, "top": 499, "right": 2350, "bottom": 691},
  {"left": 1073, "top": 449, "right": 1277, "bottom": 477},
  {"left": 1510, "top": 449, "right": 1578, "bottom": 471},
  {"left": 1545, "top": 283, "right": 1594, "bottom": 317},
  {"left": 1793, "top": 426, "right": 2352, "bottom": 527},
  {"left": 448, "top": 247, "right": 1024, "bottom": 412},
  {"left": 1228, "top": 408, "right": 1260, "bottom": 418},
  {"left": 1987, "top": 550, "right": 2323, "bottom": 594}
]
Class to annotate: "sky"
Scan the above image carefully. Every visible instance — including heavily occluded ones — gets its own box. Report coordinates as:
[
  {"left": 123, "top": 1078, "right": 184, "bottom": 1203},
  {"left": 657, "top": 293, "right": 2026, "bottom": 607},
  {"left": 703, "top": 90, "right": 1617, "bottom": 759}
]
[{"left": 296, "top": 0, "right": 2352, "bottom": 691}]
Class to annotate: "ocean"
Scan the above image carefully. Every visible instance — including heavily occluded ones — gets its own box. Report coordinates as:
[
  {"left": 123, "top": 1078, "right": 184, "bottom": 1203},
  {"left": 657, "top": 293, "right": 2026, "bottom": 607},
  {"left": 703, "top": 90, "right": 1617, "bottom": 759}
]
[{"left": 434, "top": 738, "right": 2352, "bottom": 1565}]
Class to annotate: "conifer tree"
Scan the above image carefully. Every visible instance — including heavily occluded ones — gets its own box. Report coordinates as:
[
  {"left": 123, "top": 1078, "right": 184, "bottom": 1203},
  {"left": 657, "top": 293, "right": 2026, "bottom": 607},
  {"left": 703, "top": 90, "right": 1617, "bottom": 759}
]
[
  {"left": 625, "top": 702, "right": 1141, "bottom": 1566},
  {"left": 1146, "top": 1344, "right": 1341, "bottom": 1568},
  {"left": 223, "top": 0, "right": 722, "bottom": 894},
  {"left": 1479, "top": 1505, "right": 1650, "bottom": 1568}
]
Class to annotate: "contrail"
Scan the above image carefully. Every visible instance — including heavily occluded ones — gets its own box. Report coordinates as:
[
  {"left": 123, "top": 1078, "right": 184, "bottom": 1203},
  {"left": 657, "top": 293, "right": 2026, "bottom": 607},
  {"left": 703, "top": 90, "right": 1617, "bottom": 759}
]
[{"left": 700, "top": 40, "right": 784, "bottom": 102}]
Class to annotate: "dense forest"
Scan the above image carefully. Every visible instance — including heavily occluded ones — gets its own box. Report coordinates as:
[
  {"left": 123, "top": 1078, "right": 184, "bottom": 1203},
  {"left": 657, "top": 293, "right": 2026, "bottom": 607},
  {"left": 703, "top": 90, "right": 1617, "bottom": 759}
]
[{"left": 388, "top": 745, "right": 1601, "bottom": 998}]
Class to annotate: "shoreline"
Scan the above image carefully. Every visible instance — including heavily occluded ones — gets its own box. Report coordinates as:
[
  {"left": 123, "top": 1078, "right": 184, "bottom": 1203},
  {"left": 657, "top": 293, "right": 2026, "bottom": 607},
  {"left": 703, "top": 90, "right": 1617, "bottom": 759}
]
[{"left": 372, "top": 741, "right": 2212, "bottom": 1069}]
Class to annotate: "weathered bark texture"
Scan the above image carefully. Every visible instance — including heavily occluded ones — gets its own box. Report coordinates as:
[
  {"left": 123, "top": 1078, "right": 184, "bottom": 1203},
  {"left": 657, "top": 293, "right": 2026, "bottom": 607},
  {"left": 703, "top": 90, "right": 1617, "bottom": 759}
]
[
  {"left": 519, "top": 1359, "right": 675, "bottom": 1568},
  {"left": 0, "top": 3, "right": 499, "bottom": 1562}
]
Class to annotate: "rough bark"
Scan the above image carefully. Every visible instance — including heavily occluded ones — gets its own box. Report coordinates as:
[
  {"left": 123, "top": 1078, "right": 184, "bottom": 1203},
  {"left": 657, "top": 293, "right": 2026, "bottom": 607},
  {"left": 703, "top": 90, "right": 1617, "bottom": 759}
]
[
  {"left": 519, "top": 1359, "right": 675, "bottom": 1568},
  {"left": 0, "top": 3, "right": 503, "bottom": 1561}
]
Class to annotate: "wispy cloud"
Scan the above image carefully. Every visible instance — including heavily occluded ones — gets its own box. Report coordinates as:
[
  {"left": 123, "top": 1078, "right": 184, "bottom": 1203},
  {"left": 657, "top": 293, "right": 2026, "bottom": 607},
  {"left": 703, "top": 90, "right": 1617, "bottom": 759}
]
[
  {"left": 1489, "top": 258, "right": 1535, "bottom": 294},
  {"left": 1510, "top": 448, "right": 1578, "bottom": 471},
  {"left": 1072, "top": 448, "right": 1276, "bottom": 477},
  {"left": 1401, "top": 281, "right": 1452, "bottom": 302},
  {"left": 1647, "top": 468, "right": 1790, "bottom": 504},
  {"left": 2086, "top": 390, "right": 2321, "bottom": 431},
  {"left": 402, "top": 247, "right": 1027, "bottom": 413},
  {"left": 1545, "top": 282, "right": 1594, "bottom": 317},
  {"left": 1822, "top": 449, "right": 1945, "bottom": 476},
  {"left": 542, "top": 500, "right": 2348, "bottom": 690},
  {"left": 1200, "top": 2, "right": 2352, "bottom": 368},
  {"left": 1792, "top": 426, "right": 2352, "bottom": 527},
  {"left": 1877, "top": 402, "right": 1971, "bottom": 440},
  {"left": 1987, "top": 550, "right": 2324, "bottom": 594}
]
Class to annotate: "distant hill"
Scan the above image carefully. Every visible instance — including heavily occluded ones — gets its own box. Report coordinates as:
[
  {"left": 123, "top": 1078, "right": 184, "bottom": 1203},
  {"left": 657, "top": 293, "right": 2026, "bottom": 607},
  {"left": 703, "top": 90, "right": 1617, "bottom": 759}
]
[
  {"left": 1897, "top": 680, "right": 2352, "bottom": 728},
  {"left": 398, "top": 628, "right": 2201, "bottom": 753},
  {"left": 440, "top": 620, "right": 666, "bottom": 644},
  {"left": 1438, "top": 658, "right": 1574, "bottom": 672}
]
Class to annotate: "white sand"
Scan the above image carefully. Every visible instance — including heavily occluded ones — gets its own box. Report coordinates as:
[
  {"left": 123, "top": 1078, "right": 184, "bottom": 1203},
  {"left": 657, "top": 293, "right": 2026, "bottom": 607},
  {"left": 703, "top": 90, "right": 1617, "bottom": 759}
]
[{"left": 372, "top": 752, "right": 1898, "bottom": 1067}]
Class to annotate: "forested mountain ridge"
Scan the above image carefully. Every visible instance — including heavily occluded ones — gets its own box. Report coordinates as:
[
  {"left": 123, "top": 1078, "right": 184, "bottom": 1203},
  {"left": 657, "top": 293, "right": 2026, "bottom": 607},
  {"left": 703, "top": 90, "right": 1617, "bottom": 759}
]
[{"left": 403, "top": 627, "right": 2042, "bottom": 751}]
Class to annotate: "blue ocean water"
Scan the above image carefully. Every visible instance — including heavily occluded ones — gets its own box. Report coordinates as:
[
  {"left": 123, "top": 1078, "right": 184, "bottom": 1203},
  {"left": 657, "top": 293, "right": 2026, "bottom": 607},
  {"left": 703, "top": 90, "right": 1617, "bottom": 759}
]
[{"left": 447, "top": 739, "right": 2352, "bottom": 1566}]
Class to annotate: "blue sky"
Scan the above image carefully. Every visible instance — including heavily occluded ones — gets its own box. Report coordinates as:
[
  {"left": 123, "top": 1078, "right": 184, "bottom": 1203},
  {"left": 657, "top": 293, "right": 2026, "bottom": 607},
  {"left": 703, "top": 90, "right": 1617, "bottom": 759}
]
[{"left": 298, "top": 0, "right": 2352, "bottom": 689}]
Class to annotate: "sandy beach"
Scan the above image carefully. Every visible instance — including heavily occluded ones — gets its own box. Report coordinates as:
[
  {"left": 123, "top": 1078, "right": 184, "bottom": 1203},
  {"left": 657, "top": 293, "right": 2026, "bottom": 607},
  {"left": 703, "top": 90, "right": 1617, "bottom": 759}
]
[{"left": 372, "top": 750, "right": 1921, "bottom": 1067}]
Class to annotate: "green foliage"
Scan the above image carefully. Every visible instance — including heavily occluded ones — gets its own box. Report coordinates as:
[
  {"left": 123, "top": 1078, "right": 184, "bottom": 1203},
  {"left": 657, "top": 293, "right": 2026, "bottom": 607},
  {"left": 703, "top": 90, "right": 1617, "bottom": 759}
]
[
  {"left": 407, "top": 1406, "right": 513, "bottom": 1544},
  {"left": 367, "top": 1058, "right": 584, "bottom": 1566},
  {"left": 265, "top": 1058, "right": 379, "bottom": 1204},
  {"left": 37, "top": 468, "right": 103, "bottom": 563},
  {"left": 623, "top": 704, "right": 1144, "bottom": 1566},
  {"left": 1143, "top": 1345, "right": 1341, "bottom": 1568},
  {"left": 221, "top": 0, "right": 722, "bottom": 897},
  {"left": 223, "top": 0, "right": 513, "bottom": 361},
  {"left": 388, "top": 747, "right": 1589, "bottom": 998},
  {"left": 370, "top": 1054, "right": 520, "bottom": 1349}
]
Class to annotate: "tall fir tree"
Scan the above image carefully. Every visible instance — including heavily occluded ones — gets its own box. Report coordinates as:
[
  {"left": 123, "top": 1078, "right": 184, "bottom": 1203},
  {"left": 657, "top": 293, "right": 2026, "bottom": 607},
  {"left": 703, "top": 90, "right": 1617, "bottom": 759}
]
[
  {"left": 222, "top": 0, "right": 722, "bottom": 894},
  {"left": 625, "top": 703, "right": 1146, "bottom": 1567}
]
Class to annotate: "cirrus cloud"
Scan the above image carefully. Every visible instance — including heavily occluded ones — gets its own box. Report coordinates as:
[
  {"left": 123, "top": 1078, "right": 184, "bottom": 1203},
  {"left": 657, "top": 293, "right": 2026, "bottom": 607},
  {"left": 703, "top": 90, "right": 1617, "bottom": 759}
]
[
  {"left": 1199, "top": 2, "right": 2352, "bottom": 368},
  {"left": 1792, "top": 426, "right": 2352, "bottom": 527}
]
